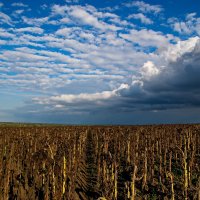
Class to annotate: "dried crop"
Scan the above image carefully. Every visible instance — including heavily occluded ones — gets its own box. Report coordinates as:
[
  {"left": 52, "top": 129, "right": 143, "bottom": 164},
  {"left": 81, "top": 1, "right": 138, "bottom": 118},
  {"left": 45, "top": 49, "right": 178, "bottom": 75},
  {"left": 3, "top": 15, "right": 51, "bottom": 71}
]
[{"left": 0, "top": 124, "right": 199, "bottom": 199}]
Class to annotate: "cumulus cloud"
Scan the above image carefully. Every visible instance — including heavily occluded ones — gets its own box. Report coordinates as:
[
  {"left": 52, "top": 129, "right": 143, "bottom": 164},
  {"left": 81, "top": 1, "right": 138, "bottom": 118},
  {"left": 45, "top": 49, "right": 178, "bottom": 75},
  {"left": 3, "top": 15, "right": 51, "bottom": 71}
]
[
  {"left": 140, "top": 61, "right": 160, "bottom": 79},
  {"left": 119, "top": 37, "right": 200, "bottom": 111},
  {"left": 161, "top": 36, "right": 199, "bottom": 62},
  {"left": 128, "top": 13, "right": 153, "bottom": 24}
]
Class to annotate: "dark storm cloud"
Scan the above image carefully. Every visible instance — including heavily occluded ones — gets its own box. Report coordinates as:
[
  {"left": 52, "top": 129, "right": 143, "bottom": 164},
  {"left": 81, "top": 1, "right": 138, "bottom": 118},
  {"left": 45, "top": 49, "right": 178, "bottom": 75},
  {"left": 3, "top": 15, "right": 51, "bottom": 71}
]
[{"left": 117, "top": 37, "right": 200, "bottom": 111}]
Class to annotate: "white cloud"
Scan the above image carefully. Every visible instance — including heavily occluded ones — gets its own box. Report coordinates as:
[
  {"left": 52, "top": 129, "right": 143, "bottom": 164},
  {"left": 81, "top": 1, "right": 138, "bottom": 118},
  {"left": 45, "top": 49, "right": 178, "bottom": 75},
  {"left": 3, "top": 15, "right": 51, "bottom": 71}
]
[
  {"left": 41, "top": 4, "right": 48, "bottom": 10},
  {"left": 0, "top": 2, "right": 184, "bottom": 112},
  {"left": 140, "top": 61, "right": 160, "bottom": 79},
  {"left": 55, "top": 27, "right": 95, "bottom": 41},
  {"left": 161, "top": 36, "right": 199, "bottom": 62},
  {"left": 16, "top": 27, "right": 44, "bottom": 34},
  {"left": 0, "top": 12, "right": 12, "bottom": 25},
  {"left": 168, "top": 13, "right": 200, "bottom": 36},
  {"left": 0, "top": 39, "right": 6, "bottom": 45},
  {"left": 0, "top": 28, "right": 15, "bottom": 38},
  {"left": 14, "top": 9, "right": 25, "bottom": 15},
  {"left": 60, "top": 17, "right": 71, "bottom": 24},
  {"left": 11, "top": 3, "right": 28, "bottom": 7},
  {"left": 128, "top": 13, "right": 153, "bottom": 24},
  {"left": 0, "top": 3, "right": 3, "bottom": 7},
  {"left": 55, "top": 27, "right": 76, "bottom": 36},
  {"left": 125, "top": 1, "right": 163, "bottom": 14},
  {"left": 79, "top": 32, "right": 95, "bottom": 41},
  {"left": 69, "top": 6, "right": 120, "bottom": 31},
  {"left": 0, "top": 50, "right": 49, "bottom": 62},
  {"left": 174, "top": 22, "right": 191, "bottom": 34},
  {"left": 65, "top": 0, "right": 79, "bottom": 3},
  {"left": 51, "top": 5, "right": 122, "bottom": 31},
  {"left": 32, "top": 83, "right": 128, "bottom": 108},
  {"left": 120, "top": 29, "right": 175, "bottom": 48},
  {"left": 22, "top": 16, "right": 49, "bottom": 26},
  {"left": 0, "top": 2, "right": 167, "bottom": 101},
  {"left": 109, "top": 17, "right": 130, "bottom": 27},
  {"left": 186, "top": 12, "right": 196, "bottom": 20},
  {"left": 38, "top": 50, "right": 78, "bottom": 63},
  {"left": 51, "top": 4, "right": 68, "bottom": 16},
  {"left": 50, "top": 90, "right": 116, "bottom": 103}
]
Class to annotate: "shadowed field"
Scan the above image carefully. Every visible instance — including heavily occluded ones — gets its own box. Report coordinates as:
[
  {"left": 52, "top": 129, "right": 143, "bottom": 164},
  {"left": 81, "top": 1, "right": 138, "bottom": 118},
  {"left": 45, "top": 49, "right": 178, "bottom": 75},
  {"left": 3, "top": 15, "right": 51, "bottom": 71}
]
[{"left": 0, "top": 124, "right": 199, "bottom": 199}]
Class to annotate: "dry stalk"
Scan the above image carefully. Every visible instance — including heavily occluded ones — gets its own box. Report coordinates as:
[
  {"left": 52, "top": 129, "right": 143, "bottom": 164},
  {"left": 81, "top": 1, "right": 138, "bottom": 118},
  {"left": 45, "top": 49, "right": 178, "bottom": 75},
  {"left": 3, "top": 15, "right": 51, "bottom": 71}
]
[{"left": 167, "top": 172, "right": 175, "bottom": 200}]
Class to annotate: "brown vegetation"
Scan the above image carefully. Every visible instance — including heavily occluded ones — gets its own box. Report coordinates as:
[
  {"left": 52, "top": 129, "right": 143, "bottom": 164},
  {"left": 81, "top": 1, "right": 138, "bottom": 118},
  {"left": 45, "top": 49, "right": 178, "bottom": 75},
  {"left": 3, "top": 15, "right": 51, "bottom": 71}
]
[{"left": 0, "top": 124, "right": 199, "bottom": 199}]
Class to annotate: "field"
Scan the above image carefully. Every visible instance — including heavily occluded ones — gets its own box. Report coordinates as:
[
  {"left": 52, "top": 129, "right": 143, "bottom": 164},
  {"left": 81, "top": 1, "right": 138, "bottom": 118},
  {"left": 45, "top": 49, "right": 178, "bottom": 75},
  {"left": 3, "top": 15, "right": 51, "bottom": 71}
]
[{"left": 0, "top": 124, "right": 199, "bottom": 200}]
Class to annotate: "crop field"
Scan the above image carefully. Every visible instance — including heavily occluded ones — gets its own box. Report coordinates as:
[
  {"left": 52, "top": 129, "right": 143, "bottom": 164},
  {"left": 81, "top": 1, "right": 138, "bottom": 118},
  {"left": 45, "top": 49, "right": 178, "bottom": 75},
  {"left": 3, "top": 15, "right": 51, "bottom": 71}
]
[{"left": 0, "top": 124, "right": 199, "bottom": 200}]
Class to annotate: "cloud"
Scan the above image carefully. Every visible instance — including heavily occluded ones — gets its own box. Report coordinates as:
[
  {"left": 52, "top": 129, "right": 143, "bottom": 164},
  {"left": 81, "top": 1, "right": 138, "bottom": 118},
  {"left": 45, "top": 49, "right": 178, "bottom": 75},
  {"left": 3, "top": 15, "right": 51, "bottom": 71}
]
[
  {"left": 118, "top": 36, "right": 200, "bottom": 111},
  {"left": 186, "top": 12, "right": 197, "bottom": 20},
  {"left": 119, "top": 29, "right": 176, "bottom": 48},
  {"left": 13, "top": 9, "right": 25, "bottom": 15},
  {"left": 0, "top": 28, "right": 15, "bottom": 38},
  {"left": 30, "top": 84, "right": 129, "bottom": 114},
  {"left": 0, "top": 12, "right": 12, "bottom": 25},
  {"left": 51, "top": 5, "right": 121, "bottom": 31},
  {"left": 50, "top": 90, "right": 116, "bottom": 103},
  {"left": 65, "top": 0, "right": 79, "bottom": 3},
  {"left": 11, "top": 3, "right": 28, "bottom": 7},
  {"left": 0, "top": 50, "right": 49, "bottom": 62},
  {"left": 55, "top": 27, "right": 79, "bottom": 37},
  {"left": 59, "top": 17, "right": 71, "bottom": 24},
  {"left": 168, "top": 13, "right": 200, "bottom": 36},
  {"left": 1, "top": 1, "right": 200, "bottom": 124},
  {"left": 68, "top": 6, "right": 120, "bottom": 31},
  {"left": 0, "top": 3, "right": 3, "bottom": 7},
  {"left": 125, "top": 1, "right": 163, "bottom": 14},
  {"left": 0, "top": 39, "right": 6, "bottom": 45},
  {"left": 140, "top": 61, "right": 160, "bottom": 79},
  {"left": 0, "top": 3, "right": 170, "bottom": 101},
  {"left": 26, "top": 36, "right": 200, "bottom": 116},
  {"left": 161, "top": 36, "right": 199, "bottom": 62},
  {"left": 16, "top": 27, "right": 44, "bottom": 34},
  {"left": 22, "top": 16, "right": 49, "bottom": 26},
  {"left": 51, "top": 4, "right": 68, "bottom": 16},
  {"left": 128, "top": 13, "right": 153, "bottom": 24}
]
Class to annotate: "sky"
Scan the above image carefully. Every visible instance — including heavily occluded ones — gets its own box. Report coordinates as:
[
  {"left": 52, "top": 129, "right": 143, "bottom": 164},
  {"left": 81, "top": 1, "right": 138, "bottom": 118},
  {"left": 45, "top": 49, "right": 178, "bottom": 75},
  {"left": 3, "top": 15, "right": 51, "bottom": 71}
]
[{"left": 0, "top": 0, "right": 200, "bottom": 124}]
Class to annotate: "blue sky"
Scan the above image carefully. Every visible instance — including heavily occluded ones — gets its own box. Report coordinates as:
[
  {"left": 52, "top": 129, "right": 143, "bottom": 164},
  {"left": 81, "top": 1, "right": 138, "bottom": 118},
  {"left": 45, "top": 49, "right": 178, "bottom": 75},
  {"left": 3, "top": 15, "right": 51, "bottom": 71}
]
[{"left": 0, "top": 0, "right": 200, "bottom": 124}]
